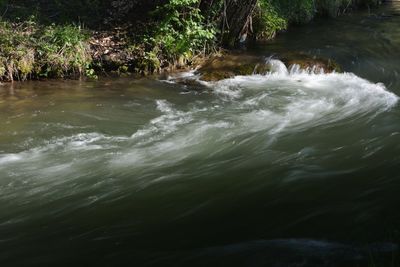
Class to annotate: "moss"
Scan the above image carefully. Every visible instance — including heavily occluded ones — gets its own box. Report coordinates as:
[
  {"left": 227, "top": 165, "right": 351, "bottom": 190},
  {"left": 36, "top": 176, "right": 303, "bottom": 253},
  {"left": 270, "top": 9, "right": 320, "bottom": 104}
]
[
  {"left": 253, "top": 63, "right": 272, "bottom": 75},
  {"left": 200, "top": 71, "right": 233, "bottom": 81},
  {"left": 236, "top": 64, "right": 256, "bottom": 75},
  {"left": 197, "top": 52, "right": 342, "bottom": 82},
  {"left": 198, "top": 53, "right": 272, "bottom": 81},
  {"left": 281, "top": 52, "right": 342, "bottom": 73},
  {"left": 326, "top": 59, "right": 342, "bottom": 73}
]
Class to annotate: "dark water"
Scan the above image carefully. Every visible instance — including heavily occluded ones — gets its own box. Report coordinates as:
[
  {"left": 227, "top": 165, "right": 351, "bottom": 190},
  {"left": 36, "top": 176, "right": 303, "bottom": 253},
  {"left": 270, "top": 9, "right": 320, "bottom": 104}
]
[{"left": 1, "top": 3, "right": 400, "bottom": 267}]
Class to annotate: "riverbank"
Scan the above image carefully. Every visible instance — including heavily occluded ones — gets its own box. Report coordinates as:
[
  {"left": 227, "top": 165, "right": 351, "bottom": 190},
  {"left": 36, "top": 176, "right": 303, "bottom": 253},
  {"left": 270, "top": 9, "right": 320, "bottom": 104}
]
[{"left": 0, "top": 0, "right": 385, "bottom": 82}]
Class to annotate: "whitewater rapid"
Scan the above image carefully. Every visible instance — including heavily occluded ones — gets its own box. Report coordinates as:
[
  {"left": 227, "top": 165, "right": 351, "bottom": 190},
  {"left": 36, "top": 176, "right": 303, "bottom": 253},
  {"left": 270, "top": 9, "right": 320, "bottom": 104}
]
[{"left": 0, "top": 60, "right": 398, "bottom": 202}]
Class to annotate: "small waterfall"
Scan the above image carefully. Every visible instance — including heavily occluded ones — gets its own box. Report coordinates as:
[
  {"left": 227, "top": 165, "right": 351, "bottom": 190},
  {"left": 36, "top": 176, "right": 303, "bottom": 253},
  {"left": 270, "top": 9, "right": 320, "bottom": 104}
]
[
  {"left": 289, "top": 64, "right": 302, "bottom": 75},
  {"left": 266, "top": 59, "right": 289, "bottom": 75},
  {"left": 289, "top": 64, "right": 326, "bottom": 75},
  {"left": 266, "top": 59, "right": 326, "bottom": 76}
]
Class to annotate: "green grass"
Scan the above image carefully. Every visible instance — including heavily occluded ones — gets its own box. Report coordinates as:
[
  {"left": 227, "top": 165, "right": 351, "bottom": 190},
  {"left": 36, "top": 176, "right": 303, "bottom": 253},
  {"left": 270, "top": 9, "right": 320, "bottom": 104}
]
[{"left": 0, "top": 18, "right": 93, "bottom": 81}]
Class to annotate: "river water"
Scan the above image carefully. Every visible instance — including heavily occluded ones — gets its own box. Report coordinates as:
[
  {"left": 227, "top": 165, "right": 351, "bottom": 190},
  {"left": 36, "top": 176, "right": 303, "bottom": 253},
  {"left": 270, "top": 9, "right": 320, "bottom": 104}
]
[{"left": 1, "top": 3, "right": 400, "bottom": 267}]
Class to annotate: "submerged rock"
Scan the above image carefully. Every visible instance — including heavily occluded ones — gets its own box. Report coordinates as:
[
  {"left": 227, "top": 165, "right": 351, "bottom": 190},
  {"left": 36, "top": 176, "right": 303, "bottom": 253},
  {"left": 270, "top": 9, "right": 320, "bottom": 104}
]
[
  {"left": 280, "top": 52, "right": 342, "bottom": 73},
  {"left": 196, "top": 52, "right": 342, "bottom": 81},
  {"left": 196, "top": 53, "right": 270, "bottom": 81}
]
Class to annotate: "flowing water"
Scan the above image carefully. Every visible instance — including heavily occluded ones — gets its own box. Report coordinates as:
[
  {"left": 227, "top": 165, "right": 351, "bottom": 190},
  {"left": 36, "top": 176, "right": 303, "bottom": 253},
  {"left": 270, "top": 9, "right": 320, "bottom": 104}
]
[{"left": 1, "top": 3, "right": 400, "bottom": 267}]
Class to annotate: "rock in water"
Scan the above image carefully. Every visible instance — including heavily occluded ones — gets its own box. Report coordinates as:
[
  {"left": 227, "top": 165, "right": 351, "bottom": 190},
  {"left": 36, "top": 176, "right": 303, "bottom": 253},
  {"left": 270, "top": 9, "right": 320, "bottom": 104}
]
[
  {"left": 196, "top": 52, "right": 342, "bottom": 81},
  {"left": 197, "top": 53, "right": 270, "bottom": 81},
  {"left": 280, "top": 52, "right": 342, "bottom": 73}
]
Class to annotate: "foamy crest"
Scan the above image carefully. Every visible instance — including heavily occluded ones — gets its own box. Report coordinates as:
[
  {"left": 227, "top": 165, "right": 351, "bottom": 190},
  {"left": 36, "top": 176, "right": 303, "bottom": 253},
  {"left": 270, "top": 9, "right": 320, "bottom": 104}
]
[
  {"left": 207, "top": 60, "right": 398, "bottom": 135},
  {"left": 0, "top": 59, "right": 398, "bottom": 193}
]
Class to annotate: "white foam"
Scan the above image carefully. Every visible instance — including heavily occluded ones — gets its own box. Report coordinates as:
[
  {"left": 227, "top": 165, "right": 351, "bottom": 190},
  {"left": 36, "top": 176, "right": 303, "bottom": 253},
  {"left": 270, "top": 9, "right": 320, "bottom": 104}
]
[
  {"left": 113, "top": 63, "right": 398, "bottom": 171},
  {"left": 207, "top": 61, "right": 398, "bottom": 135},
  {"left": 267, "top": 59, "right": 289, "bottom": 75},
  {"left": 0, "top": 154, "right": 23, "bottom": 165},
  {"left": 1, "top": 59, "right": 398, "bottom": 194},
  {"left": 130, "top": 100, "right": 193, "bottom": 145}
]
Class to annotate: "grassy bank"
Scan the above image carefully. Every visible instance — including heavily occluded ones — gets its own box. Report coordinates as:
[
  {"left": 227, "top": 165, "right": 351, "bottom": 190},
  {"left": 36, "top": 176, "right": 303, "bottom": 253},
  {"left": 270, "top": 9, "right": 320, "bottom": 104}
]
[
  {"left": 0, "top": 20, "right": 92, "bottom": 82},
  {"left": 0, "top": 0, "right": 385, "bottom": 82}
]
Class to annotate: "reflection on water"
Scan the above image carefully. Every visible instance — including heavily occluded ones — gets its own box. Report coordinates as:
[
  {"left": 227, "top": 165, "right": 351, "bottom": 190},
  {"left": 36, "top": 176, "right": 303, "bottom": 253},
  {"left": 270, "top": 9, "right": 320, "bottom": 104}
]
[{"left": 1, "top": 3, "right": 400, "bottom": 267}]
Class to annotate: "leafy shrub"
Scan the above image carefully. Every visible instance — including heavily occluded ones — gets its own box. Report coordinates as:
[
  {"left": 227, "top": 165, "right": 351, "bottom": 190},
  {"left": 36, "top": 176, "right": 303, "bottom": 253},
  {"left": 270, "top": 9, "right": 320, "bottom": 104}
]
[
  {"left": 254, "top": 0, "right": 288, "bottom": 40},
  {"left": 148, "top": 0, "right": 216, "bottom": 64},
  {"left": 269, "top": 0, "right": 316, "bottom": 24}
]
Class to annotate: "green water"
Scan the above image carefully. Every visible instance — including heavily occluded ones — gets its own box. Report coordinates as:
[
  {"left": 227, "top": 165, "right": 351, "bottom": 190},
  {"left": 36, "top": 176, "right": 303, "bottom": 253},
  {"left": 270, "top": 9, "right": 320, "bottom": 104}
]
[{"left": 1, "top": 3, "right": 400, "bottom": 266}]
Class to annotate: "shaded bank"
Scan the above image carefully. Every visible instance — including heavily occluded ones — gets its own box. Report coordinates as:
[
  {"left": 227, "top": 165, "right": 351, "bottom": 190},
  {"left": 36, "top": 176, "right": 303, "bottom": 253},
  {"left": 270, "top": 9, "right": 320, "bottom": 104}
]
[{"left": 0, "top": 0, "right": 386, "bottom": 82}]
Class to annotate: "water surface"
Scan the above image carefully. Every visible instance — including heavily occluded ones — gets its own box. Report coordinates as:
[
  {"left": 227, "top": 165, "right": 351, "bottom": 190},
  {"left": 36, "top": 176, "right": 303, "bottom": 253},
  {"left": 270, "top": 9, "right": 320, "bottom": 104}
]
[{"left": 1, "top": 3, "right": 400, "bottom": 266}]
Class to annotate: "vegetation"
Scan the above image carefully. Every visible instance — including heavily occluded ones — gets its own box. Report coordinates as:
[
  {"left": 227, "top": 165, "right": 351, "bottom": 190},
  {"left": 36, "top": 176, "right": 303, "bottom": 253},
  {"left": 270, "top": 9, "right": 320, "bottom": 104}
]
[
  {"left": 0, "top": 19, "right": 92, "bottom": 82},
  {"left": 253, "top": 1, "right": 288, "bottom": 40},
  {"left": 143, "top": 0, "right": 216, "bottom": 69},
  {"left": 0, "top": 0, "right": 385, "bottom": 81},
  {"left": 254, "top": 0, "right": 384, "bottom": 40}
]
